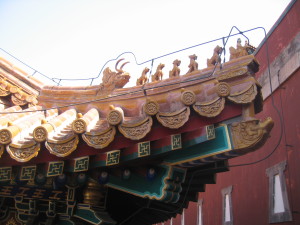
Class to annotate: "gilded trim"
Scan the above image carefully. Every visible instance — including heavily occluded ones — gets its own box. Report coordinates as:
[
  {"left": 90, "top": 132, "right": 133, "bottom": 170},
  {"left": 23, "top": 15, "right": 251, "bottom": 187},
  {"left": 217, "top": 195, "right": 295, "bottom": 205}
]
[
  {"left": 156, "top": 107, "right": 190, "bottom": 129},
  {"left": 118, "top": 116, "right": 153, "bottom": 140}
]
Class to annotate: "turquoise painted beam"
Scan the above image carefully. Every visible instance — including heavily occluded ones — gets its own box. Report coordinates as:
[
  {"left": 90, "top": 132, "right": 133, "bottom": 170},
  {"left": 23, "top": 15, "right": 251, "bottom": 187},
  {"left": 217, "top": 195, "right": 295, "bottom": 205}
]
[
  {"left": 106, "top": 165, "right": 186, "bottom": 203},
  {"left": 163, "top": 125, "right": 232, "bottom": 165}
]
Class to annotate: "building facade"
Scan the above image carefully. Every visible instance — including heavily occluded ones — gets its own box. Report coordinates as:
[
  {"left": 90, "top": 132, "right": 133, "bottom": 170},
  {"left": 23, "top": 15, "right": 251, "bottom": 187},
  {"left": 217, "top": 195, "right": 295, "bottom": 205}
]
[{"left": 161, "top": 1, "right": 300, "bottom": 224}]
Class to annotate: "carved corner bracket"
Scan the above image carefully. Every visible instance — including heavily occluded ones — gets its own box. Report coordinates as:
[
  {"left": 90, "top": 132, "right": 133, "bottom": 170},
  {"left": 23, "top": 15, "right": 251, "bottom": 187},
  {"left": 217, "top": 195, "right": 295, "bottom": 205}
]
[{"left": 230, "top": 117, "right": 274, "bottom": 152}]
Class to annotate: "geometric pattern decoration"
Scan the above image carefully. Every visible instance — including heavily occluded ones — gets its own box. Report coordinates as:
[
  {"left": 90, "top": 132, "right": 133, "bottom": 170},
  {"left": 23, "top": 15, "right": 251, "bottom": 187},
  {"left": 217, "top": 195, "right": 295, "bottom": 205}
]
[
  {"left": 138, "top": 141, "right": 151, "bottom": 157},
  {"left": 171, "top": 134, "right": 182, "bottom": 150},
  {"left": 0, "top": 167, "right": 12, "bottom": 181},
  {"left": 206, "top": 125, "right": 216, "bottom": 140},
  {"left": 74, "top": 156, "right": 89, "bottom": 172},
  {"left": 20, "top": 166, "right": 36, "bottom": 180},
  {"left": 47, "top": 161, "right": 64, "bottom": 177},
  {"left": 106, "top": 150, "right": 120, "bottom": 166}
]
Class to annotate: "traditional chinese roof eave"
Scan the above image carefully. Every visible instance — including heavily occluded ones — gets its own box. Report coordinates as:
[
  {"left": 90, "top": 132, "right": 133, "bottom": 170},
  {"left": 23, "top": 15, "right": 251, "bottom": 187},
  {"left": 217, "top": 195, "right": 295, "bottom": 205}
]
[{"left": 0, "top": 51, "right": 275, "bottom": 225}]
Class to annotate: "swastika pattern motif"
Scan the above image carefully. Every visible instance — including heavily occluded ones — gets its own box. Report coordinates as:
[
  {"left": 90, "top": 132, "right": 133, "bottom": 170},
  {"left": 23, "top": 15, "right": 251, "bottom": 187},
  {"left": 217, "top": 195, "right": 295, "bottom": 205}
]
[
  {"left": 106, "top": 150, "right": 120, "bottom": 166},
  {"left": 20, "top": 166, "right": 36, "bottom": 180},
  {"left": 138, "top": 142, "right": 150, "bottom": 157},
  {"left": 206, "top": 125, "right": 215, "bottom": 140},
  {"left": 172, "top": 134, "right": 182, "bottom": 150},
  {"left": 74, "top": 157, "right": 89, "bottom": 172},
  {"left": 0, "top": 167, "right": 11, "bottom": 181},
  {"left": 47, "top": 161, "right": 64, "bottom": 177}
]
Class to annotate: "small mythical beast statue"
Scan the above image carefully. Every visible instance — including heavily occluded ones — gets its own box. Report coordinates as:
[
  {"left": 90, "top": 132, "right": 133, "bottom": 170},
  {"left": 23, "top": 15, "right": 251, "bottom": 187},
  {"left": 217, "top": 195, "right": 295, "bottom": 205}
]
[
  {"left": 169, "top": 59, "right": 181, "bottom": 78},
  {"left": 136, "top": 67, "right": 150, "bottom": 86},
  {"left": 101, "top": 59, "right": 130, "bottom": 91},
  {"left": 207, "top": 45, "right": 223, "bottom": 67},
  {"left": 187, "top": 54, "right": 198, "bottom": 73},
  {"left": 151, "top": 63, "right": 165, "bottom": 82},
  {"left": 229, "top": 39, "right": 256, "bottom": 60}
]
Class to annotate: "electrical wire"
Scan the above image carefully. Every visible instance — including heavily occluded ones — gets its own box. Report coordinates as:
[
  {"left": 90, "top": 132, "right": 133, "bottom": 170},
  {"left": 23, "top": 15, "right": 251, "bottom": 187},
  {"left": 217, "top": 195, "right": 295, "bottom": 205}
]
[
  {"left": 0, "top": 27, "right": 265, "bottom": 115},
  {"left": 118, "top": 25, "right": 285, "bottom": 223},
  {"left": 1, "top": 27, "right": 261, "bottom": 87}
]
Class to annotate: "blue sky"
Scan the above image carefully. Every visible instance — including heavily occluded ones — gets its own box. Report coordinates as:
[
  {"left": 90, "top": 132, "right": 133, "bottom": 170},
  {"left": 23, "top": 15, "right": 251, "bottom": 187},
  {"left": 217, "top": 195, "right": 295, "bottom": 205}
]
[{"left": 0, "top": 0, "right": 291, "bottom": 86}]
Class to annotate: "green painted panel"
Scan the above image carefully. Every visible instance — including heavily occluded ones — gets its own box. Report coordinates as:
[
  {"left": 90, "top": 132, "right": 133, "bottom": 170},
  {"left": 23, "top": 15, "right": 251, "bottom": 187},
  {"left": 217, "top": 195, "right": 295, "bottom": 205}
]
[
  {"left": 163, "top": 125, "right": 231, "bottom": 165},
  {"left": 106, "top": 165, "right": 186, "bottom": 202},
  {"left": 75, "top": 208, "right": 101, "bottom": 224}
]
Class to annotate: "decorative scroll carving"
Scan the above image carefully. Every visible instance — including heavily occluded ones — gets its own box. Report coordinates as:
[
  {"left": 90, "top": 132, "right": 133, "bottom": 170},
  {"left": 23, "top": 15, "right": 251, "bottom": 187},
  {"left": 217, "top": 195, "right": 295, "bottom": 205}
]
[
  {"left": 193, "top": 97, "right": 225, "bottom": 117},
  {"left": 11, "top": 94, "right": 27, "bottom": 106},
  {"left": 181, "top": 90, "right": 196, "bottom": 106},
  {"left": 119, "top": 116, "right": 153, "bottom": 140},
  {"left": 107, "top": 110, "right": 123, "bottom": 125},
  {"left": 0, "top": 129, "right": 12, "bottom": 145},
  {"left": 82, "top": 126, "right": 116, "bottom": 149},
  {"left": 144, "top": 100, "right": 159, "bottom": 116},
  {"left": 136, "top": 67, "right": 149, "bottom": 86},
  {"left": 151, "top": 63, "right": 165, "bottom": 82},
  {"left": 230, "top": 117, "right": 274, "bottom": 151},
  {"left": 187, "top": 54, "right": 198, "bottom": 73},
  {"left": 33, "top": 127, "right": 48, "bottom": 142},
  {"left": 217, "top": 82, "right": 231, "bottom": 97},
  {"left": 72, "top": 119, "right": 87, "bottom": 134},
  {"left": 229, "top": 38, "right": 252, "bottom": 60},
  {"left": 156, "top": 107, "right": 190, "bottom": 129},
  {"left": 46, "top": 135, "right": 79, "bottom": 157},
  {"left": 169, "top": 59, "right": 181, "bottom": 78},
  {"left": 6, "top": 143, "right": 40, "bottom": 162},
  {"left": 228, "top": 84, "right": 257, "bottom": 104},
  {"left": 207, "top": 45, "right": 223, "bottom": 67},
  {"left": 216, "top": 68, "right": 248, "bottom": 81}
]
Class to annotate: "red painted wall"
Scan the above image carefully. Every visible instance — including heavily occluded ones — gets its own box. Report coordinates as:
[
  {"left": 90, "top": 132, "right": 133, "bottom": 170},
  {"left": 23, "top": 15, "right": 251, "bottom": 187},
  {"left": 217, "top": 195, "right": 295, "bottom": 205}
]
[
  {"left": 162, "top": 1, "right": 300, "bottom": 224},
  {"left": 255, "top": 0, "right": 300, "bottom": 76}
]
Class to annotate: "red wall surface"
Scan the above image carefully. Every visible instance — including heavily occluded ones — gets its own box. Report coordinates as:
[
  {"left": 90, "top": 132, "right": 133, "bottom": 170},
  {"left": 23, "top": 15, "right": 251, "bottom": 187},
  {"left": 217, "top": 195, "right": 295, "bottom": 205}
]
[
  {"left": 255, "top": 0, "right": 300, "bottom": 76},
  {"left": 160, "top": 1, "right": 300, "bottom": 224}
]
